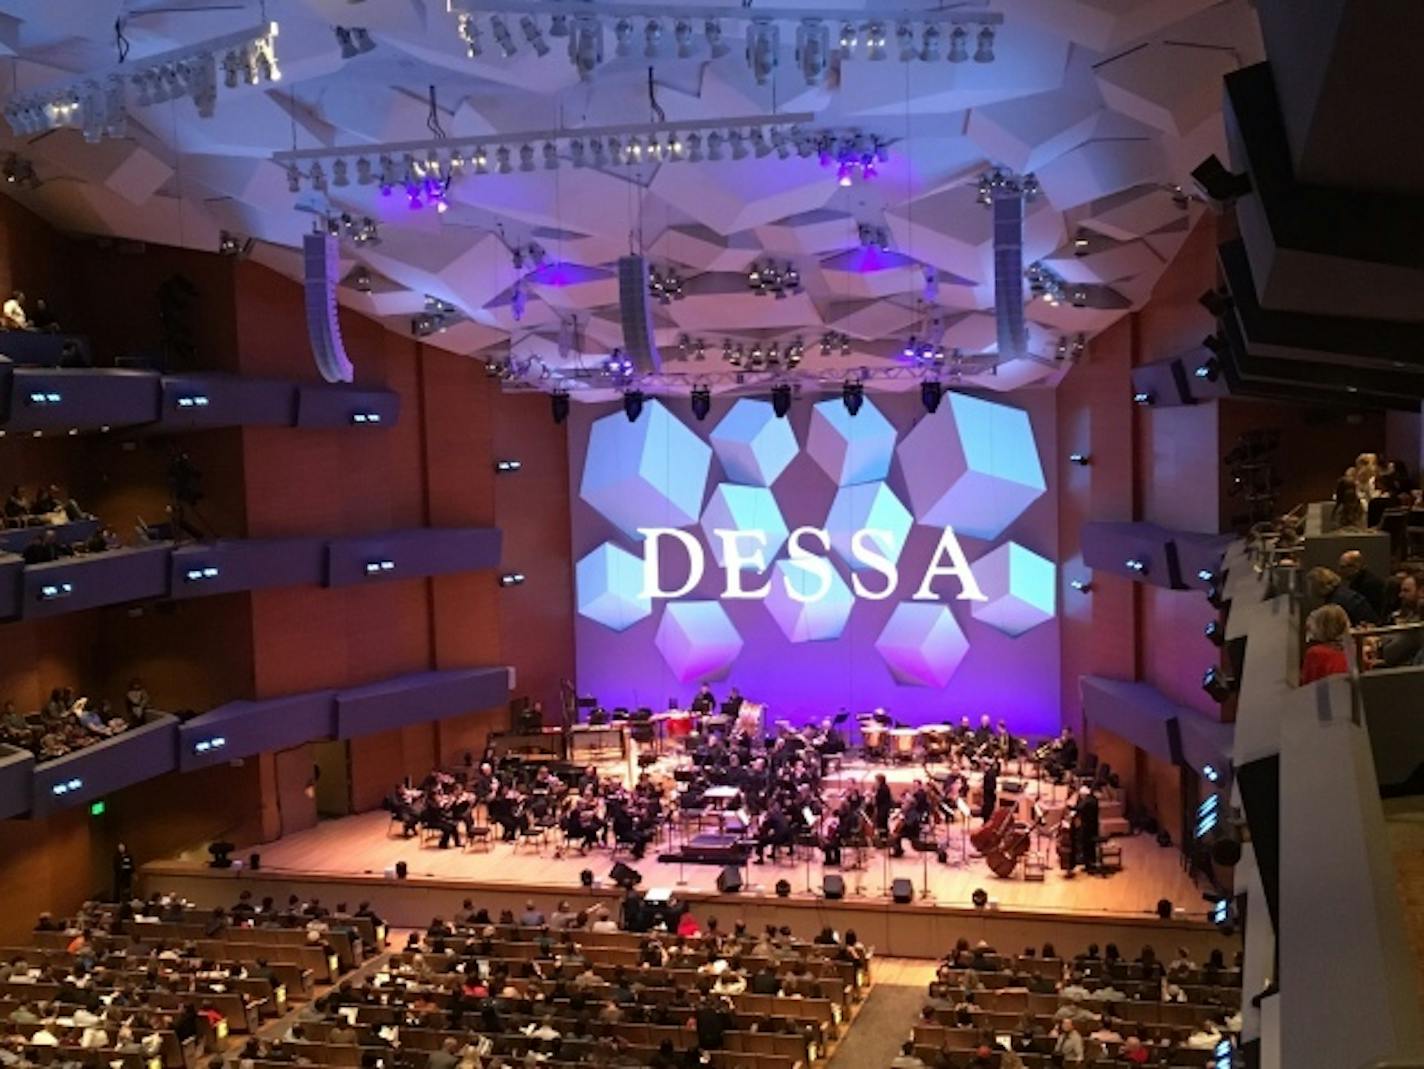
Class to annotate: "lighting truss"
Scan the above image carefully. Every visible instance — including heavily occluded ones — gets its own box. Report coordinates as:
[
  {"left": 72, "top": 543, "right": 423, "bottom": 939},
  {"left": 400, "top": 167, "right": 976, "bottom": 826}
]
[
  {"left": 497, "top": 354, "right": 1010, "bottom": 396},
  {"left": 3, "top": 22, "right": 280, "bottom": 143},
  {"left": 273, "top": 111, "right": 877, "bottom": 190},
  {"left": 447, "top": 1, "right": 1003, "bottom": 82}
]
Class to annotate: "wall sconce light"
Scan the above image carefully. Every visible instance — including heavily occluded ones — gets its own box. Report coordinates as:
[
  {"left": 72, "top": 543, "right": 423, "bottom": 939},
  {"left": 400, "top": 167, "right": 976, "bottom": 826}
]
[{"left": 364, "top": 559, "right": 396, "bottom": 576}]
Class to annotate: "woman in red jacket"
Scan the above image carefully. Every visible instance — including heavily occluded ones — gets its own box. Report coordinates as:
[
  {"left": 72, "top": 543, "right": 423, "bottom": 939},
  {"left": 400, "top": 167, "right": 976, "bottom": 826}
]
[{"left": 1301, "top": 604, "right": 1351, "bottom": 684}]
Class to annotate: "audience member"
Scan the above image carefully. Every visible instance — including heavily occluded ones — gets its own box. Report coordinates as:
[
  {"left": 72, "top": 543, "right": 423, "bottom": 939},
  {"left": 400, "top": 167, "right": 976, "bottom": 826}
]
[
  {"left": 1306, "top": 566, "right": 1379, "bottom": 625},
  {"left": 1301, "top": 604, "right": 1351, "bottom": 684}
]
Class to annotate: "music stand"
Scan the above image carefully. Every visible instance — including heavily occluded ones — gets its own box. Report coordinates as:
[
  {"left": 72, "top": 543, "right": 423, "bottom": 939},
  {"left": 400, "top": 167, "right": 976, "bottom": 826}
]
[{"left": 912, "top": 838, "right": 938, "bottom": 900}]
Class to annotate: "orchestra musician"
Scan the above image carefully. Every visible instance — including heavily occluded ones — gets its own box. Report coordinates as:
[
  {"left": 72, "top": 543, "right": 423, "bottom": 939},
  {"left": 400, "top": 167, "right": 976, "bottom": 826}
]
[
  {"left": 888, "top": 783, "right": 932, "bottom": 858},
  {"left": 1070, "top": 785, "right": 1100, "bottom": 873},
  {"left": 974, "top": 713, "right": 993, "bottom": 748},
  {"left": 979, "top": 759, "right": 999, "bottom": 822},
  {"left": 691, "top": 684, "right": 717, "bottom": 714},
  {"left": 872, "top": 774, "right": 894, "bottom": 837},
  {"left": 753, "top": 800, "right": 793, "bottom": 863},
  {"left": 724, "top": 687, "right": 744, "bottom": 716}
]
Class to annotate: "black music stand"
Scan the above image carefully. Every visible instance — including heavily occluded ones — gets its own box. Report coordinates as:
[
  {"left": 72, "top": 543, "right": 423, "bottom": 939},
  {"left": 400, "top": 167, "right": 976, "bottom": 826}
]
[{"left": 912, "top": 838, "right": 938, "bottom": 900}]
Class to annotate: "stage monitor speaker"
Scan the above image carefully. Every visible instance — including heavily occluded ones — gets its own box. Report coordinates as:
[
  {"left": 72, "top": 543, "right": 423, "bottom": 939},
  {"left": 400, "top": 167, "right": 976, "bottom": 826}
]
[
  {"left": 823, "top": 875, "right": 845, "bottom": 900},
  {"left": 248, "top": 852, "right": 261, "bottom": 871},
  {"left": 716, "top": 865, "right": 742, "bottom": 894},
  {"left": 609, "top": 862, "right": 642, "bottom": 889},
  {"left": 891, "top": 878, "right": 913, "bottom": 904}
]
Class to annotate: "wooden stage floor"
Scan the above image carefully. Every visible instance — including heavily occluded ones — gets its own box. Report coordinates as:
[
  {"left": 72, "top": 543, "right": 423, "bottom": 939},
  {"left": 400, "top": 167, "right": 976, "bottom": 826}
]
[{"left": 206, "top": 807, "right": 1205, "bottom": 921}]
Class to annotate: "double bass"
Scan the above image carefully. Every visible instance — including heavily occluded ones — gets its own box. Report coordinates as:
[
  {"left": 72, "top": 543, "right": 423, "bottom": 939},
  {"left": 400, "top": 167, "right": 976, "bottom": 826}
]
[
  {"left": 985, "top": 821, "right": 1034, "bottom": 877},
  {"left": 970, "top": 802, "right": 1014, "bottom": 852}
]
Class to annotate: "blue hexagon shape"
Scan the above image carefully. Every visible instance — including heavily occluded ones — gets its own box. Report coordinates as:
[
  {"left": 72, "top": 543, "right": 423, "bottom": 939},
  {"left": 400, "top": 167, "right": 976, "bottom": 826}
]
[
  {"left": 897, "top": 392, "right": 1045, "bottom": 540},
  {"left": 763, "top": 558, "right": 855, "bottom": 643},
  {"left": 823, "top": 480, "right": 913, "bottom": 572},
  {"left": 654, "top": 601, "right": 743, "bottom": 683},
  {"left": 580, "top": 398, "right": 712, "bottom": 539},
  {"left": 576, "top": 541, "right": 652, "bottom": 632},
  {"left": 969, "top": 541, "right": 1056, "bottom": 636},
  {"left": 700, "top": 483, "right": 789, "bottom": 571},
  {"left": 806, "top": 395, "right": 897, "bottom": 487},
  {"left": 709, "top": 399, "right": 798, "bottom": 486},
  {"left": 874, "top": 603, "right": 970, "bottom": 688}
]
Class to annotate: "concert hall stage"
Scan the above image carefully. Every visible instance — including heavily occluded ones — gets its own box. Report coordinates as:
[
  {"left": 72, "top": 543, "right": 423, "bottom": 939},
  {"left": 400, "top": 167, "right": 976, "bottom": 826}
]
[{"left": 141, "top": 806, "right": 1234, "bottom": 961}]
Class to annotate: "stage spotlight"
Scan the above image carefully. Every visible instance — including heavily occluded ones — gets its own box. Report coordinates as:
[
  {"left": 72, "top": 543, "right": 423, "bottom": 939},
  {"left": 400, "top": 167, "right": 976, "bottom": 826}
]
[
  {"left": 1132, "top": 390, "right": 1155, "bottom": 406},
  {"left": 1068, "top": 452, "right": 1090, "bottom": 466},
  {"left": 971, "top": 888, "right": 988, "bottom": 910},
  {"left": 1204, "top": 620, "right": 1224, "bottom": 646},
  {"left": 551, "top": 390, "right": 570, "bottom": 425},
  {"left": 1070, "top": 578, "right": 1092, "bottom": 593},
  {"left": 690, "top": 386, "right": 711, "bottom": 422},
  {"left": 1199, "top": 290, "right": 1232, "bottom": 317},
  {"left": 842, "top": 380, "right": 864, "bottom": 416},
  {"left": 771, "top": 383, "right": 792, "bottom": 419},
  {"left": 623, "top": 389, "right": 645, "bottom": 422},
  {"left": 1156, "top": 898, "right": 1174, "bottom": 920},
  {"left": 919, "top": 380, "right": 943, "bottom": 414},
  {"left": 1203, "top": 764, "right": 1221, "bottom": 784},
  {"left": 1201, "top": 666, "right": 1238, "bottom": 703},
  {"left": 774, "top": 879, "right": 791, "bottom": 898},
  {"left": 207, "top": 841, "right": 235, "bottom": 869},
  {"left": 1207, "top": 583, "right": 1230, "bottom": 611},
  {"left": 1124, "top": 558, "right": 1147, "bottom": 575},
  {"left": 1190, "top": 154, "right": 1252, "bottom": 205}
]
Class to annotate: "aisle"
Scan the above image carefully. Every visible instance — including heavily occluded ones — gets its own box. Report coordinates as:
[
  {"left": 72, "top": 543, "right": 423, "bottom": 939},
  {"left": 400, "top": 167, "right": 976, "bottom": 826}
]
[{"left": 828, "top": 971, "right": 928, "bottom": 1069}]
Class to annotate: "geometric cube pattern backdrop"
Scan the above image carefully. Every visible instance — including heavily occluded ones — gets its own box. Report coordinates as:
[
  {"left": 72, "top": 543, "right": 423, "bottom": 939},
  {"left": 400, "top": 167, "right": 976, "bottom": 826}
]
[{"left": 572, "top": 389, "right": 1060, "bottom": 733}]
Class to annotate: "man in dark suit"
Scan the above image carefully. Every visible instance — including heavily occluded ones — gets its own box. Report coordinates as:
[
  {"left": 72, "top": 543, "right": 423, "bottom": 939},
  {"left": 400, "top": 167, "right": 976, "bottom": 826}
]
[
  {"left": 1071, "top": 787, "right": 1100, "bottom": 874},
  {"left": 1338, "top": 550, "right": 1387, "bottom": 618},
  {"left": 690, "top": 684, "right": 716, "bottom": 714}
]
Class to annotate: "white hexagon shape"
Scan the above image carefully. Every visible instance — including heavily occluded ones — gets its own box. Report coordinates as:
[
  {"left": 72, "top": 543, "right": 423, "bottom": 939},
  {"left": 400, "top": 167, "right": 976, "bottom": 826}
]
[
  {"left": 654, "top": 601, "right": 743, "bottom": 684},
  {"left": 898, "top": 392, "right": 1046, "bottom": 540},
  {"left": 709, "top": 399, "right": 798, "bottom": 486},
  {"left": 824, "top": 481, "right": 913, "bottom": 572},
  {"left": 576, "top": 541, "right": 653, "bottom": 632},
  {"left": 874, "top": 603, "right": 970, "bottom": 688},
  {"left": 580, "top": 399, "right": 712, "bottom": 540},
  {"left": 806, "top": 396, "right": 897, "bottom": 487},
  {"left": 763, "top": 559, "right": 855, "bottom": 643},
  {"left": 700, "top": 484, "right": 789, "bottom": 571},
  {"left": 969, "top": 542, "right": 1057, "bottom": 637}
]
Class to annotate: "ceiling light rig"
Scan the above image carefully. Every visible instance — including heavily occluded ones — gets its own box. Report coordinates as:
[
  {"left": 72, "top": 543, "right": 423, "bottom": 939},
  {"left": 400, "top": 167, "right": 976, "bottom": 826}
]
[
  {"left": 746, "top": 260, "right": 801, "bottom": 298},
  {"left": 334, "top": 26, "right": 377, "bottom": 60},
  {"left": 1, "top": 155, "right": 39, "bottom": 189},
  {"left": 1055, "top": 334, "right": 1086, "bottom": 361},
  {"left": 3, "top": 22, "right": 280, "bottom": 143},
  {"left": 275, "top": 112, "right": 874, "bottom": 193},
  {"left": 648, "top": 265, "right": 685, "bottom": 304},
  {"left": 975, "top": 168, "right": 1040, "bottom": 206},
  {"left": 819, "top": 331, "right": 854, "bottom": 357},
  {"left": 324, "top": 212, "right": 380, "bottom": 245},
  {"left": 447, "top": 2, "right": 1002, "bottom": 82},
  {"left": 411, "top": 296, "right": 462, "bottom": 337}
]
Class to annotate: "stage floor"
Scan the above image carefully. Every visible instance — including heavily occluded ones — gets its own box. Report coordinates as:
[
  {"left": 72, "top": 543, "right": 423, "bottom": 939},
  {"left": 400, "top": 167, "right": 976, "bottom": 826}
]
[{"left": 220, "top": 806, "right": 1203, "bottom": 920}]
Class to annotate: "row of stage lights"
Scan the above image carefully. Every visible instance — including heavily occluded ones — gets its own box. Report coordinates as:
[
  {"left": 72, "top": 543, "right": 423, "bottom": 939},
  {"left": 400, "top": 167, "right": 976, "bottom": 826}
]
[
  {"left": 281, "top": 125, "right": 886, "bottom": 196},
  {"left": 656, "top": 333, "right": 861, "bottom": 367},
  {"left": 455, "top": 9, "right": 997, "bottom": 85},
  {"left": 2, "top": 23, "right": 281, "bottom": 143}
]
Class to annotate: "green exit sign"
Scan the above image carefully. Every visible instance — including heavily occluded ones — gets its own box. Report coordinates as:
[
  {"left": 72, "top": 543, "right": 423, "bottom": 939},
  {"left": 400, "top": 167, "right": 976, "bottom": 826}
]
[{"left": 89, "top": 800, "right": 106, "bottom": 817}]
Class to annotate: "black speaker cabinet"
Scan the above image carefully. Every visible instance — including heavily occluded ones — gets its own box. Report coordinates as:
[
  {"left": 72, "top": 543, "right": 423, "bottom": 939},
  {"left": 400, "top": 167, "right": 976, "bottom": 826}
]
[
  {"left": 609, "top": 862, "right": 642, "bottom": 889},
  {"left": 823, "top": 874, "right": 845, "bottom": 900},
  {"left": 716, "top": 865, "right": 742, "bottom": 893},
  {"left": 891, "top": 878, "right": 913, "bottom": 904}
]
